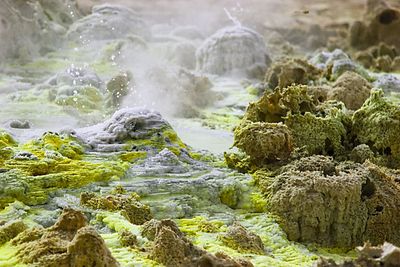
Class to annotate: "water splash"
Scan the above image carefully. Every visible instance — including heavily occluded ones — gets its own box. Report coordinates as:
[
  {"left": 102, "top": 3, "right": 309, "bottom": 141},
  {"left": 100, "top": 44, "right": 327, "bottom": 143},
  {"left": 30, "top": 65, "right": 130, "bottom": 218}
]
[{"left": 224, "top": 7, "right": 242, "bottom": 27}]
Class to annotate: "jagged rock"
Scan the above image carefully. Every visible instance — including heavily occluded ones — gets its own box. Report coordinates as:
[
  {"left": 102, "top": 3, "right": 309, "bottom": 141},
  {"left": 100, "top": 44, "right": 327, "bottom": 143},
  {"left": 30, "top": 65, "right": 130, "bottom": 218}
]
[
  {"left": 144, "top": 219, "right": 204, "bottom": 266},
  {"left": 265, "top": 58, "right": 321, "bottom": 89},
  {"left": 233, "top": 122, "right": 293, "bottom": 164},
  {"left": 196, "top": 26, "right": 271, "bottom": 77},
  {"left": 328, "top": 71, "right": 372, "bottom": 110},
  {"left": 12, "top": 208, "right": 119, "bottom": 266},
  {"left": 67, "top": 4, "right": 150, "bottom": 42},
  {"left": 243, "top": 84, "right": 317, "bottom": 123},
  {"left": 329, "top": 58, "right": 368, "bottom": 81},
  {"left": 0, "top": 220, "right": 27, "bottom": 245},
  {"left": 80, "top": 191, "right": 152, "bottom": 225},
  {"left": 141, "top": 219, "right": 183, "bottom": 241},
  {"left": 118, "top": 229, "right": 137, "bottom": 247},
  {"left": 376, "top": 55, "right": 392, "bottom": 72},
  {"left": 237, "top": 85, "right": 348, "bottom": 159},
  {"left": 219, "top": 222, "right": 265, "bottom": 254},
  {"left": 263, "top": 156, "right": 400, "bottom": 247},
  {"left": 350, "top": 144, "right": 375, "bottom": 164},
  {"left": 352, "top": 90, "right": 400, "bottom": 168},
  {"left": 68, "top": 227, "right": 119, "bottom": 267},
  {"left": 145, "top": 219, "right": 252, "bottom": 267}
]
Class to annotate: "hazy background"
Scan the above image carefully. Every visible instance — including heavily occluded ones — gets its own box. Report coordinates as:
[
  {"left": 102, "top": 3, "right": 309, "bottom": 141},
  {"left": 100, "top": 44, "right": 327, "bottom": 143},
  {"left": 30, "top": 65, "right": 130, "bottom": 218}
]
[{"left": 76, "top": 0, "right": 367, "bottom": 35}]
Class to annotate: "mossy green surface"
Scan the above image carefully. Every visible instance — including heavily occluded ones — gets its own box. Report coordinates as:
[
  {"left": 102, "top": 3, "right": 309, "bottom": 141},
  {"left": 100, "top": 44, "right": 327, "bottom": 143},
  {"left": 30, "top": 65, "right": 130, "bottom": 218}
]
[
  {"left": 0, "top": 132, "right": 16, "bottom": 163},
  {"left": 118, "top": 151, "right": 148, "bottom": 163},
  {"left": 123, "top": 127, "right": 187, "bottom": 156},
  {"left": 352, "top": 90, "right": 400, "bottom": 167},
  {"left": 249, "top": 84, "right": 316, "bottom": 123},
  {"left": 0, "top": 242, "right": 26, "bottom": 267},
  {"left": 285, "top": 109, "right": 347, "bottom": 157},
  {"left": 19, "top": 58, "right": 70, "bottom": 73},
  {"left": 97, "top": 212, "right": 161, "bottom": 266},
  {"left": 177, "top": 214, "right": 345, "bottom": 267},
  {"left": 219, "top": 184, "right": 241, "bottom": 209},
  {"left": 233, "top": 121, "right": 293, "bottom": 163},
  {"left": 0, "top": 132, "right": 129, "bottom": 209},
  {"left": 201, "top": 111, "right": 242, "bottom": 130},
  {"left": 55, "top": 86, "right": 104, "bottom": 112},
  {"left": 102, "top": 233, "right": 160, "bottom": 267},
  {"left": 21, "top": 132, "right": 84, "bottom": 160},
  {"left": 81, "top": 192, "right": 152, "bottom": 225}
]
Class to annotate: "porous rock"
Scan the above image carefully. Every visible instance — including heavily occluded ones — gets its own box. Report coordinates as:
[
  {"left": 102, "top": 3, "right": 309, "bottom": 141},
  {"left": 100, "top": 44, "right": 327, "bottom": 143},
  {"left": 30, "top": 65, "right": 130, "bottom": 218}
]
[
  {"left": 263, "top": 156, "right": 400, "bottom": 247},
  {"left": 327, "top": 71, "right": 372, "bottom": 110},
  {"left": 350, "top": 0, "right": 400, "bottom": 51},
  {"left": 12, "top": 208, "right": 119, "bottom": 266}
]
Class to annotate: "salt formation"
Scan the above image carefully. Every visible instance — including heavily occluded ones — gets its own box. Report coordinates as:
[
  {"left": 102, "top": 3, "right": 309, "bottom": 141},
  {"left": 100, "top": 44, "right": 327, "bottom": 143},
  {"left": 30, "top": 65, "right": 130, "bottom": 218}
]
[
  {"left": 265, "top": 58, "right": 321, "bottom": 89},
  {"left": 233, "top": 122, "right": 293, "bottom": 163},
  {"left": 219, "top": 222, "right": 265, "bottom": 254},
  {"left": 142, "top": 219, "right": 253, "bottom": 267},
  {"left": 67, "top": 4, "right": 150, "bottom": 42},
  {"left": 263, "top": 156, "right": 400, "bottom": 247},
  {"left": 140, "top": 148, "right": 190, "bottom": 175},
  {"left": 0, "top": 220, "right": 27, "bottom": 245},
  {"left": 11, "top": 209, "right": 119, "bottom": 266},
  {"left": 327, "top": 71, "right": 372, "bottom": 110},
  {"left": 80, "top": 191, "right": 152, "bottom": 225},
  {"left": 77, "top": 108, "right": 174, "bottom": 152},
  {"left": 233, "top": 84, "right": 400, "bottom": 247},
  {"left": 196, "top": 26, "right": 271, "bottom": 77}
]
